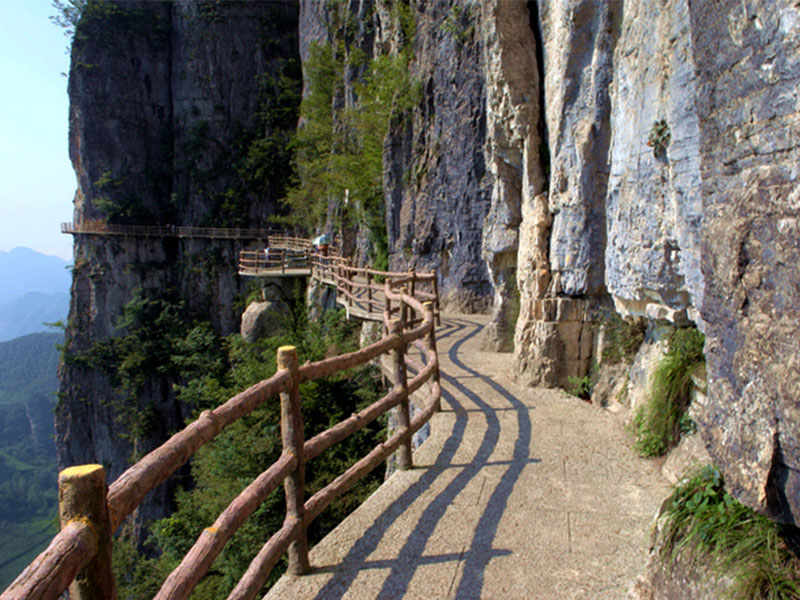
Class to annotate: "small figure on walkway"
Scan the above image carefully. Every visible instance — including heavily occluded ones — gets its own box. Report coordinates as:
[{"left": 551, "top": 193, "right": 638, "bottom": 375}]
[{"left": 312, "top": 234, "right": 331, "bottom": 256}]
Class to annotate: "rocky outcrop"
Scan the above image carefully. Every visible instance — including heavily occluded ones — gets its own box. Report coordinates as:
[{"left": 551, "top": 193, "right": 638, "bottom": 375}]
[
  {"left": 479, "top": 0, "right": 543, "bottom": 350},
  {"left": 513, "top": 1, "right": 619, "bottom": 386},
  {"left": 605, "top": 0, "right": 702, "bottom": 324},
  {"left": 57, "top": 0, "right": 300, "bottom": 530},
  {"left": 691, "top": 1, "right": 800, "bottom": 525},
  {"left": 240, "top": 300, "right": 287, "bottom": 343}
]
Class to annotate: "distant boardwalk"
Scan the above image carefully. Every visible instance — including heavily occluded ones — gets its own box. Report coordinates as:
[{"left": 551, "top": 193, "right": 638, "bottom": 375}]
[{"left": 61, "top": 221, "right": 281, "bottom": 240}]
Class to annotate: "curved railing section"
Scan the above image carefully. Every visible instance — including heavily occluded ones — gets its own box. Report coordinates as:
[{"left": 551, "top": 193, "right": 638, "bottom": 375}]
[
  {"left": 2, "top": 260, "right": 440, "bottom": 600},
  {"left": 238, "top": 247, "right": 440, "bottom": 325}
]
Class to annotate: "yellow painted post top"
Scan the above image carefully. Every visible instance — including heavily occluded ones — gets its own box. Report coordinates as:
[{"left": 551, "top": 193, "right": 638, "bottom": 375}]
[
  {"left": 277, "top": 346, "right": 299, "bottom": 371},
  {"left": 59, "top": 464, "right": 105, "bottom": 480}
]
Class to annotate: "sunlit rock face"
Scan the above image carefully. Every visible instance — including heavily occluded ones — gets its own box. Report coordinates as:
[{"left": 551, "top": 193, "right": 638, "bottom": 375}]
[
  {"left": 480, "top": 0, "right": 543, "bottom": 351},
  {"left": 513, "top": 1, "right": 618, "bottom": 387},
  {"left": 691, "top": 1, "right": 800, "bottom": 525},
  {"left": 507, "top": 0, "right": 800, "bottom": 526}
]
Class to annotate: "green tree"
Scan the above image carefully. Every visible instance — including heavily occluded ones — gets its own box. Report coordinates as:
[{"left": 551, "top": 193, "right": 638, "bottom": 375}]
[
  {"left": 280, "top": 3, "right": 419, "bottom": 270},
  {"left": 113, "top": 307, "right": 386, "bottom": 599}
]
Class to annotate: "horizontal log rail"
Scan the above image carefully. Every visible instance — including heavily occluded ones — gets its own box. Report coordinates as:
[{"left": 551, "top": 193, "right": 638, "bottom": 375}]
[{"left": 2, "top": 260, "right": 441, "bottom": 600}]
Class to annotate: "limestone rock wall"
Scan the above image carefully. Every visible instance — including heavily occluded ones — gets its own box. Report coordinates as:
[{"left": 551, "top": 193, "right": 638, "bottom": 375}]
[
  {"left": 479, "top": 0, "right": 543, "bottom": 350},
  {"left": 384, "top": 0, "right": 493, "bottom": 311},
  {"left": 507, "top": 0, "right": 800, "bottom": 525},
  {"left": 605, "top": 0, "right": 703, "bottom": 323},
  {"left": 513, "top": 1, "right": 619, "bottom": 386},
  {"left": 691, "top": 0, "right": 800, "bottom": 524}
]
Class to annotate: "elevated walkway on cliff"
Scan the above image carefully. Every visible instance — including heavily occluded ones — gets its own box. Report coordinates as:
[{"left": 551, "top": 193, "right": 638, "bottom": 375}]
[
  {"left": 266, "top": 313, "right": 669, "bottom": 600},
  {"left": 239, "top": 246, "right": 441, "bottom": 325},
  {"left": 61, "top": 221, "right": 287, "bottom": 240}
]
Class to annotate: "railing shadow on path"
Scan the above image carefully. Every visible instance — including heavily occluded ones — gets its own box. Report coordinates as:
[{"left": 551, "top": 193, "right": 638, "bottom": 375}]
[{"left": 308, "top": 317, "right": 536, "bottom": 600}]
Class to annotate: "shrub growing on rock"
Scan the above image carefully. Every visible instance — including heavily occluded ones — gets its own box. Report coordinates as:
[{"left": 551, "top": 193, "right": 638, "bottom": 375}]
[{"left": 632, "top": 326, "right": 704, "bottom": 457}]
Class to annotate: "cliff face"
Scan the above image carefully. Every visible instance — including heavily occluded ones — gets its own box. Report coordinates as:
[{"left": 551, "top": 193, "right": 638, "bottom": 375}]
[
  {"left": 691, "top": 1, "right": 800, "bottom": 524},
  {"left": 384, "top": 0, "right": 493, "bottom": 311},
  {"left": 60, "top": 0, "right": 800, "bottom": 540},
  {"left": 58, "top": 0, "right": 300, "bottom": 527}
]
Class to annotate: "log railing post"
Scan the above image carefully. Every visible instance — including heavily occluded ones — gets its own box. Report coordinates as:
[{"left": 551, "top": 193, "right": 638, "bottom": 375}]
[
  {"left": 400, "top": 285, "right": 409, "bottom": 327},
  {"left": 366, "top": 271, "right": 373, "bottom": 312},
  {"left": 432, "top": 274, "right": 441, "bottom": 325},
  {"left": 59, "top": 464, "right": 116, "bottom": 600},
  {"left": 341, "top": 260, "right": 347, "bottom": 298},
  {"left": 281, "top": 248, "right": 286, "bottom": 274},
  {"left": 345, "top": 259, "right": 352, "bottom": 302},
  {"left": 383, "top": 285, "right": 391, "bottom": 338},
  {"left": 277, "top": 346, "right": 310, "bottom": 575},
  {"left": 389, "top": 320, "right": 412, "bottom": 470},
  {"left": 423, "top": 301, "right": 442, "bottom": 412}
]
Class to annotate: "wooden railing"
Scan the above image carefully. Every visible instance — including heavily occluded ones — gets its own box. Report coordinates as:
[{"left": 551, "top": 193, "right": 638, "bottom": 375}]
[
  {"left": 238, "top": 248, "right": 311, "bottom": 275},
  {"left": 237, "top": 246, "right": 441, "bottom": 325},
  {"left": 310, "top": 254, "right": 441, "bottom": 326},
  {"left": 2, "top": 271, "right": 440, "bottom": 600}
]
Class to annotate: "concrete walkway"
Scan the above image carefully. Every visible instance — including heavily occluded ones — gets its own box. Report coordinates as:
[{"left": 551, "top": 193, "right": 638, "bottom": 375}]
[{"left": 266, "top": 314, "right": 669, "bottom": 599}]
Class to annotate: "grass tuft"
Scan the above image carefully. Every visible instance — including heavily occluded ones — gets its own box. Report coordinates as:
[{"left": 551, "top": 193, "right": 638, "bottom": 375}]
[
  {"left": 633, "top": 327, "right": 704, "bottom": 457},
  {"left": 660, "top": 466, "right": 800, "bottom": 599}
]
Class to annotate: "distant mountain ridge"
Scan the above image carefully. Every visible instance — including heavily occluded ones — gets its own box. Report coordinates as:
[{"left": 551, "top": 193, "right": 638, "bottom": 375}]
[
  {"left": 0, "top": 292, "right": 70, "bottom": 342},
  {"left": 0, "top": 248, "right": 71, "bottom": 342},
  {"left": 0, "top": 247, "right": 71, "bottom": 307},
  {"left": 0, "top": 331, "right": 61, "bottom": 588}
]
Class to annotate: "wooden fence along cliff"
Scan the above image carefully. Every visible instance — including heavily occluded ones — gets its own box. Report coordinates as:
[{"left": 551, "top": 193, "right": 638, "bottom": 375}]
[{"left": 2, "top": 237, "right": 441, "bottom": 600}]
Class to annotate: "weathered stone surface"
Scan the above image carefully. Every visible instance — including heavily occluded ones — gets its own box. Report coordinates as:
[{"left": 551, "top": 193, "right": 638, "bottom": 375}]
[
  {"left": 479, "top": 0, "right": 543, "bottom": 350},
  {"left": 359, "top": 321, "right": 382, "bottom": 349},
  {"left": 661, "top": 432, "right": 712, "bottom": 486},
  {"left": 691, "top": 0, "right": 800, "bottom": 525},
  {"left": 590, "top": 362, "right": 628, "bottom": 411},
  {"left": 240, "top": 301, "right": 286, "bottom": 343},
  {"left": 605, "top": 0, "right": 702, "bottom": 318},
  {"left": 541, "top": 0, "right": 618, "bottom": 297},
  {"left": 513, "top": 1, "right": 618, "bottom": 387},
  {"left": 628, "top": 551, "right": 730, "bottom": 600},
  {"left": 384, "top": 0, "right": 493, "bottom": 312},
  {"left": 625, "top": 330, "right": 669, "bottom": 418},
  {"left": 306, "top": 277, "right": 337, "bottom": 321}
]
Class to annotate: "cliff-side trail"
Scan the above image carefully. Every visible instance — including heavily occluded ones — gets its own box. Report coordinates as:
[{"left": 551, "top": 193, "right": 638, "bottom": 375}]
[{"left": 265, "top": 313, "right": 669, "bottom": 599}]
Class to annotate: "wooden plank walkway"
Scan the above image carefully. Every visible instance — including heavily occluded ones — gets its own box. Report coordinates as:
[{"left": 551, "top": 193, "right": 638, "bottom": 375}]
[{"left": 265, "top": 314, "right": 669, "bottom": 599}]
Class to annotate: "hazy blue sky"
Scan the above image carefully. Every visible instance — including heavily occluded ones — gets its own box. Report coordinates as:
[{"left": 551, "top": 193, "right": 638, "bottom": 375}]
[{"left": 0, "top": 0, "right": 75, "bottom": 260}]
